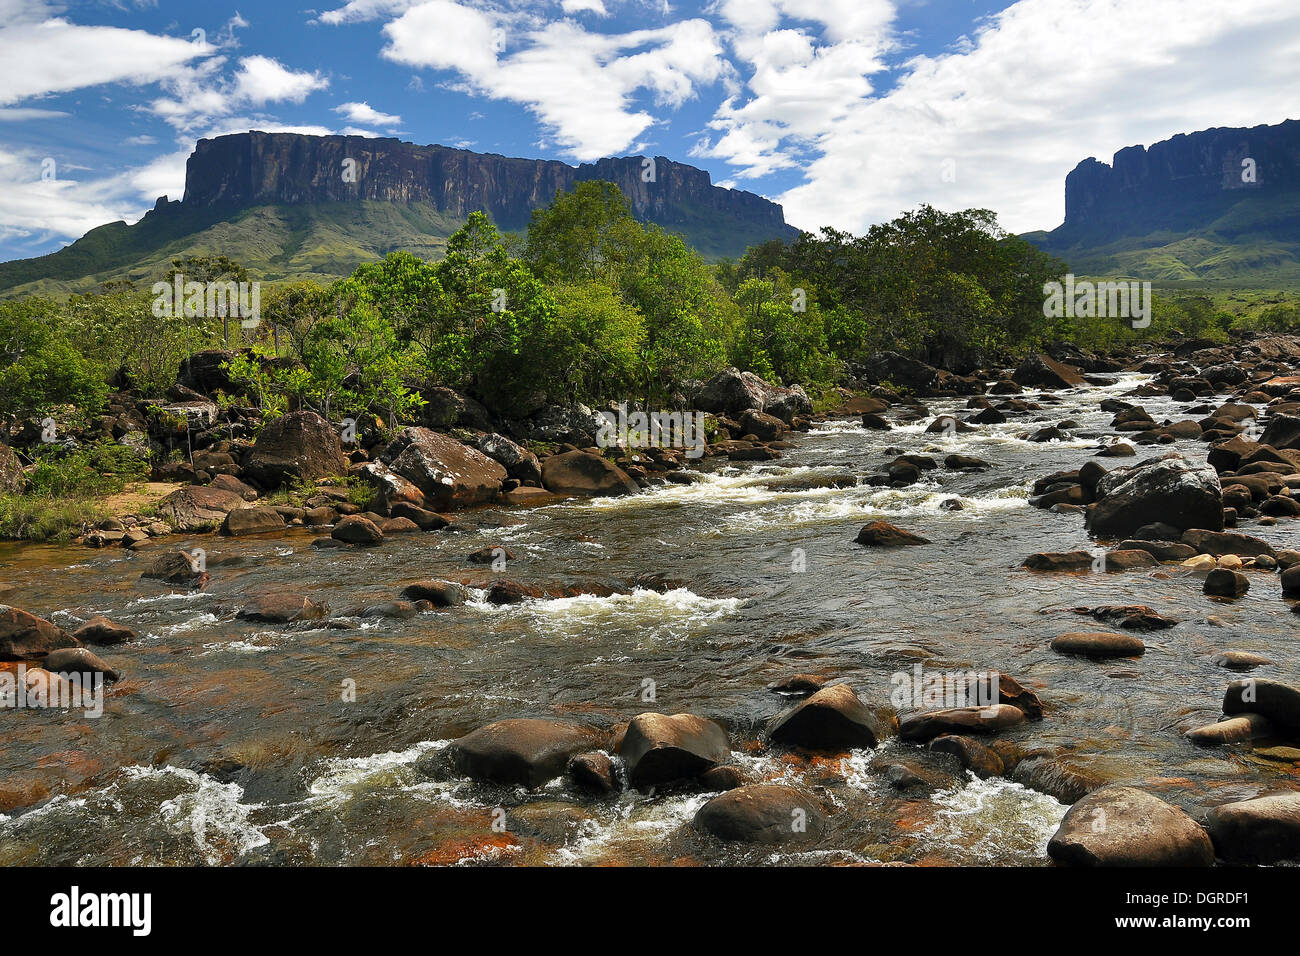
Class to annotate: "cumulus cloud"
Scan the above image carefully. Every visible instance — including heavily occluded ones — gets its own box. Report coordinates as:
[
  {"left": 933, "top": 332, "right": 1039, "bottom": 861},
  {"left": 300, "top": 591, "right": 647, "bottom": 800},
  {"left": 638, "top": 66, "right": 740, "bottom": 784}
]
[
  {"left": 740, "top": 0, "right": 1300, "bottom": 233},
  {"left": 334, "top": 101, "right": 403, "bottom": 127},
  {"left": 0, "top": 15, "right": 210, "bottom": 106},
  {"left": 378, "top": 1, "right": 726, "bottom": 159}
]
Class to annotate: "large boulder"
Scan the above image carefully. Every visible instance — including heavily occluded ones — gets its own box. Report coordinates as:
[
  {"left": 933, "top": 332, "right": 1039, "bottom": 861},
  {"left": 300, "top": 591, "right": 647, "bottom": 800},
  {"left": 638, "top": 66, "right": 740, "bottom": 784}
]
[
  {"left": 694, "top": 367, "right": 767, "bottom": 416},
  {"left": 140, "top": 550, "right": 209, "bottom": 588},
  {"left": 176, "top": 349, "right": 240, "bottom": 397},
  {"left": 71, "top": 616, "right": 136, "bottom": 646},
  {"left": 516, "top": 404, "right": 608, "bottom": 446},
  {"left": 0, "top": 607, "right": 79, "bottom": 661},
  {"left": 154, "top": 486, "right": 249, "bottom": 532},
  {"left": 1181, "top": 529, "right": 1276, "bottom": 558},
  {"left": 762, "top": 384, "right": 812, "bottom": 424},
  {"left": 417, "top": 386, "right": 494, "bottom": 432},
  {"left": 1259, "top": 413, "right": 1300, "bottom": 451},
  {"left": 767, "top": 683, "right": 891, "bottom": 751},
  {"left": 694, "top": 784, "right": 827, "bottom": 844},
  {"left": 355, "top": 461, "right": 425, "bottom": 512},
  {"left": 1223, "top": 679, "right": 1300, "bottom": 734},
  {"left": 541, "top": 450, "right": 639, "bottom": 497},
  {"left": 445, "top": 719, "right": 601, "bottom": 788},
  {"left": 473, "top": 433, "right": 543, "bottom": 485},
  {"left": 1086, "top": 454, "right": 1222, "bottom": 539},
  {"left": 381, "top": 427, "right": 506, "bottom": 510},
  {"left": 859, "top": 352, "right": 939, "bottom": 393},
  {"left": 0, "top": 443, "right": 24, "bottom": 495},
  {"left": 244, "top": 411, "right": 349, "bottom": 488},
  {"left": 1047, "top": 787, "right": 1214, "bottom": 866},
  {"left": 43, "top": 647, "right": 119, "bottom": 682},
  {"left": 1205, "top": 793, "right": 1300, "bottom": 864},
  {"left": 897, "top": 704, "right": 1025, "bottom": 741},
  {"left": 1012, "top": 353, "right": 1086, "bottom": 389},
  {"left": 618, "top": 713, "right": 730, "bottom": 788}
]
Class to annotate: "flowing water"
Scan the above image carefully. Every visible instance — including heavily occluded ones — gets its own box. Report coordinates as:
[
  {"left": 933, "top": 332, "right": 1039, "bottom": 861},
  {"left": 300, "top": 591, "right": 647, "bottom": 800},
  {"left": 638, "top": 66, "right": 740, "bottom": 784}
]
[{"left": 1, "top": 373, "right": 1297, "bottom": 866}]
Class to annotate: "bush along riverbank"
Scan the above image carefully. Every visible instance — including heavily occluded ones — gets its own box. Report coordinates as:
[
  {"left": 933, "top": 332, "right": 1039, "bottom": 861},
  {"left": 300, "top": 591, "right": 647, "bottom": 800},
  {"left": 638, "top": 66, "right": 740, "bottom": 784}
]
[{"left": 3, "top": 331, "right": 1300, "bottom": 865}]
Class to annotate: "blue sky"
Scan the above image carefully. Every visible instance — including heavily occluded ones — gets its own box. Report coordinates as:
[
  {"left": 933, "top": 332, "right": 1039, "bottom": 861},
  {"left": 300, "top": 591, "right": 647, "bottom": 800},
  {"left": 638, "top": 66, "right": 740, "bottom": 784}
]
[{"left": 2, "top": 0, "right": 1299, "bottom": 263}]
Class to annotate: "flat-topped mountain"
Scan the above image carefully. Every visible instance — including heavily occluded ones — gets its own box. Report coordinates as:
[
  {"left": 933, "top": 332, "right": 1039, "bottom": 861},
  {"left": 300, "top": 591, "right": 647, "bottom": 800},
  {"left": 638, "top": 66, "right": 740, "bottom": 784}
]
[
  {"left": 1027, "top": 119, "right": 1300, "bottom": 284},
  {"left": 0, "top": 131, "right": 799, "bottom": 295}
]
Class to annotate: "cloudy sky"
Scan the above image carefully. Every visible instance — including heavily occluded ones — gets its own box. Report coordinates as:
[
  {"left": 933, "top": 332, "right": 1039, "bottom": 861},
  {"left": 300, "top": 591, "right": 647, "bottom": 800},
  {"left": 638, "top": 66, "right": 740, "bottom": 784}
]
[{"left": 1, "top": 0, "right": 1298, "bottom": 262}]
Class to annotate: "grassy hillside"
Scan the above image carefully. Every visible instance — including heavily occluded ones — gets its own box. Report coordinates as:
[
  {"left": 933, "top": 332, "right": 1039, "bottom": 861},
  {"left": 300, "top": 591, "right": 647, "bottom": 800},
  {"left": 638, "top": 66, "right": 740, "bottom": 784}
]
[
  {"left": 0, "top": 202, "right": 471, "bottom": 298},
  {"left": 1028, "top": 193, "right": 1300, "bottom": 287}
]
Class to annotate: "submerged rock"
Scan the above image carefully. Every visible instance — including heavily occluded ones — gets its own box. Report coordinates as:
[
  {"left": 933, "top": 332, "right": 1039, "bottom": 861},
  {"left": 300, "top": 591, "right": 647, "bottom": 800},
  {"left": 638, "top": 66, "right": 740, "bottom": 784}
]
[
  {"left": 71, "top": 616, "right": 136, "bottom": 646},
  {"left": 854, "top": 521, "right": 930, "bottom": 547},
  {"left": 897, "top": 704, "right": 1025, "bottom": 741},
  {"left": 42, "top": 647, "right": 119, "bottom": 682}
]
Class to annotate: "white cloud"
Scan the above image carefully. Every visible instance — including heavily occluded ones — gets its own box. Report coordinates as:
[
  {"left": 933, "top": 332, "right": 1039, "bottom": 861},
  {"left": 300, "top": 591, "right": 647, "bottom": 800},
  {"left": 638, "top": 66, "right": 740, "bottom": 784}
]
[
  {"left": 333, "top": 100, "right": 403, "bottom": 127},
  {"left": 379, "top": 2, "right": 726, "bottom": 159},
  {"left": 561, "top": 0, "right": 608, "bottom": 14},
  {"left": 733, "top": 0, "right": 1300, "bottom": 233},
  {"left": 233, "top": 55, "right": 329, "bottom": 105},
  {"left": 0, "top": 16, "right": 210, "bottom": 106},
  {"left": 0, "top": 107, "right": 69, "bottom": 120}
]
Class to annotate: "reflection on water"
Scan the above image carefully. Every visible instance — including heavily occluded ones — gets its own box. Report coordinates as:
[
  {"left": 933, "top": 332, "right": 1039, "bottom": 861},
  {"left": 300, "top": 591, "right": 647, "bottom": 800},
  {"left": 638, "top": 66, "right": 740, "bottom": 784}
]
[{"left": 0, "top": 373, "right": 1296, "bottom": 865}]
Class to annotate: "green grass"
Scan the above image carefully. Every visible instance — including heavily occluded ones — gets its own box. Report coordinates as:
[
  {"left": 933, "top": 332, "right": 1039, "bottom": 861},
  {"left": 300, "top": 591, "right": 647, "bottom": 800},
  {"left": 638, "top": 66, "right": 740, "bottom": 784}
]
[{"left": 0, "top": 496, "right": 115, "bottom": 543}]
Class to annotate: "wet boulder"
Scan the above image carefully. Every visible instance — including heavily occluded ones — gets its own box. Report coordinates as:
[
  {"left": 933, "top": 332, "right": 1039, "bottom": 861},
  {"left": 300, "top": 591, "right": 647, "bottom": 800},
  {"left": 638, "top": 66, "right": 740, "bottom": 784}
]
[
  {"left": 1086, "top": 453, "right": 1222, "bottom": 539},
  {"left": 767, "top": 683, "right": 892, "bottom": 751},
  {"left": 445, "top": 719, "right": 602, "bottom": 789},
  {"left": 1204, "top": 568, "right": 1250, "bottom": 598},
  {"left": 859, "top": 352, "right": 940, "bottom": 393},
  {"left": 331, "top": 515, "right": 383, "bottom": 546},
  {"left": 1181, "top": 529, "right": 1276, "bottom": 559},
  {"left": 42, "top": 647, "right": 120, "bottom": 682},
  {"left": 71, "top": 616, "right": 136, "bottom": 646},
  {"left": 541, "top": 450, "right": 639, "bottom": 497},
  {"left": 237, "top": 592, "right": 328, "bottom": 624},
  {"left": 618, "top": 712, "right": 730, "bottom": 788},
  {"left": 244, "top": 410, "right": 349, "bottom": 488},
  {"left": 1223, "top": 679, "right": 1300, "bottom": 734},
  {"left": 399, "top": 580, "right": 467, "bottom": 607},
  {"left": 567, "top": 752, "right": 617, "bottom": 794},
  {"left": 929, "top": 735, "right": 1005, "bottom": 778},
  {"left": 738, "top": 408, "right": 787, "bottom": 442},
  {"left": 1206, "top": 793, "right": 1300, "bottom": 864},
  {"left": 1047, "top": 787, "right": 1214, "bottom": 866},
  {"left": 898, "top": 704, "right": 1025, "bottom": 741},
  {"left": 1259, "top": 413, "right": 1300, "bottom": 451},
  {"left": 854, "top": 521, "right": 929, "bottom": 546},
  {"left": 762, "top": 384, "right": 813, "bottom": 424},
  {"left": 1185, "top": 713, "right": 1273, "bottom": 746},
  {"left": 382, "top": 427, "right": 506, "bottom": 510},
  {"left": 1022, "top": 551, "right": 1094, "bottom": 572},
  {"left": 694, "top": 784, "right": 827, "bottom": 845},
  {"left": 1051, "top": 632, "right": 1145, "bottom": 658},
  {"left": 140, "top": 550, "right": 209, "bottom": 588},
  {"left": 0, "top": 607, "right": 79, "bottom": 661}
]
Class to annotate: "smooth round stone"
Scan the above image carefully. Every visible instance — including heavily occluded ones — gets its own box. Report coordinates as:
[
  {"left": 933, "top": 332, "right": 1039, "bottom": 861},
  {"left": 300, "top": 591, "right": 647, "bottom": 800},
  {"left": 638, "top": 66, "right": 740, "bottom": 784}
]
[{"left": 1051, "top": 632, "right": 1145, "bottom": 658}]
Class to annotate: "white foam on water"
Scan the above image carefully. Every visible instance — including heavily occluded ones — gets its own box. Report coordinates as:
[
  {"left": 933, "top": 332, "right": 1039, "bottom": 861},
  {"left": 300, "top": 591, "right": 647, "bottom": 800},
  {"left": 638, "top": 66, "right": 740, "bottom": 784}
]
[
  {"left": 127, "top": 590, "right": 212, "bottom": 607},
  {"left": 467, "top": 587, "right": 743, "bottom": 645},
  {"left": 305, "top": 740, "right": 449, "bottom": 804},
  {"left": 147, "top": 766, "right": 271, "bottom": 864},
  {"left": 548, "top": 791, "right": 713, "bottom": 866},
  {"left": 916, "top": 774, "right": 1066, "bottom": 864}
]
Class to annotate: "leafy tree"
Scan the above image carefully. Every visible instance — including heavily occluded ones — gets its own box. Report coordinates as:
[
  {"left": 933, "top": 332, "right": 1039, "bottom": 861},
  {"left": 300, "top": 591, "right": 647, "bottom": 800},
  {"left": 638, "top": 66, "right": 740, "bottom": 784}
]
[{"left": 0, "top": 297, "right": 108, "bottom": 425}]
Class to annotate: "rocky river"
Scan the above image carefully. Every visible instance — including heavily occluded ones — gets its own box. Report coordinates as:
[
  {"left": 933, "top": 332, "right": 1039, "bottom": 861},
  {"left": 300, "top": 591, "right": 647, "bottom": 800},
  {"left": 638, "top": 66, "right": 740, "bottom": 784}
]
[{"left": 2, "top": 347, "right": 1300, "bottom": 866}]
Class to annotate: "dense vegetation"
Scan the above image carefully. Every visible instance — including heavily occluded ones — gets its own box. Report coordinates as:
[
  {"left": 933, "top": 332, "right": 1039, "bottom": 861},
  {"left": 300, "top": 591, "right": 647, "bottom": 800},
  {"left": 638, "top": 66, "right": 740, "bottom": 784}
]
[{"left": 0, "top": 180, "right": 1282, "bottom": 539}]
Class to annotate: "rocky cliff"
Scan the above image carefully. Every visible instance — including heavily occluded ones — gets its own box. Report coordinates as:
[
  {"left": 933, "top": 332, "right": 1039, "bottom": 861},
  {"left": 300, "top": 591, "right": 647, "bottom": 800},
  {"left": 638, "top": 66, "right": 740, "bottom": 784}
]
[
  {"left": 1042, "top": 119, "right": 1300, "bottom": 246},
  {"left": 180, "top": 131, "right": 795, "bottom": 239},
  {"left": 1029, "top": 118, "right": 1300, "bottom": 283}
]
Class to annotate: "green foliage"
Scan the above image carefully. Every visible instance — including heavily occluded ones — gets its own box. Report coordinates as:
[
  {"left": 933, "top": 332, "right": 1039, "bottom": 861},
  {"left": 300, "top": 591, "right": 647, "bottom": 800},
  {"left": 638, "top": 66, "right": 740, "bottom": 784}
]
[
  {"left": 0, "top": 297, "right": 109, "bottom": 424},
  {"left": 25, "top": 440, "right": 148, "bottom": 498}
]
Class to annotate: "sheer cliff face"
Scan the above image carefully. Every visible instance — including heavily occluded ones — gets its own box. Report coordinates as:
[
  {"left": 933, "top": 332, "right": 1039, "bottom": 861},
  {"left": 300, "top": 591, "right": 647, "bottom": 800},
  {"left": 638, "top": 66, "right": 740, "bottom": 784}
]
[
  {"left": 1050, "top": 119, "right": 1300, "bottom": 245},
  {"left": 181, "top": 131, "right": 795, "bottom": 236}
]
